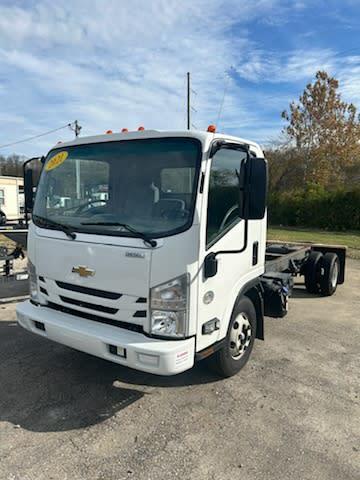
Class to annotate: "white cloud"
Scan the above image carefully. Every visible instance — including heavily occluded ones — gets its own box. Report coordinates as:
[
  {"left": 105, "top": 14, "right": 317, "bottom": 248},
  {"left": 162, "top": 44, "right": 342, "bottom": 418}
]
[
  {"left": 236, "top": 48, "right": 337, "bottom": 84},
  {"left": 0, "top": 0, "right": 359, "bottom": 156},
  {"left": 0, "top": 0, "right": 270, "bottom": 155}
]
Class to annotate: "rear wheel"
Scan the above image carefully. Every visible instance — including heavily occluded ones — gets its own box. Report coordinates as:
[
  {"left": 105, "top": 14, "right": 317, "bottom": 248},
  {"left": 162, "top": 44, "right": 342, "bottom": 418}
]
[
  {"left": 209, "top": 296, "right": 256, "bottom": 378},
  {"left": 304, "top": 251, "right": 323, "bottom": 294},
  {"left": 319, "top": 253, "right": 339, "bottom": 296}
]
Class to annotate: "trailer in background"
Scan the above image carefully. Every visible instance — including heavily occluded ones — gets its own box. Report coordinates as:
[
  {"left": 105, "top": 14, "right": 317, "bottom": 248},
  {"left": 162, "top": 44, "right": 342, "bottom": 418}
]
[{"left": 0, "top": 176, "right": 24, "bottom": 223}]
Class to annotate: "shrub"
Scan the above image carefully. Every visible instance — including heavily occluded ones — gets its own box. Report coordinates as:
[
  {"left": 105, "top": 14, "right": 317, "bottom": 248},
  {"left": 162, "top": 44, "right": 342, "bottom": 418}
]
[{"left": 268, "top": 185, "right": 360, "bottom": 231}]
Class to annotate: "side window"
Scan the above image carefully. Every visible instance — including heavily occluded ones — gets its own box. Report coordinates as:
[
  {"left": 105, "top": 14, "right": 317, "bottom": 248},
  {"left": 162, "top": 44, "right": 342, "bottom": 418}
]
[
  {"left": 0, "top": 189, "right": 4, "bottom": 207},
  {"left": 206, "top": 149, "right": 246, "bottom": 246}
]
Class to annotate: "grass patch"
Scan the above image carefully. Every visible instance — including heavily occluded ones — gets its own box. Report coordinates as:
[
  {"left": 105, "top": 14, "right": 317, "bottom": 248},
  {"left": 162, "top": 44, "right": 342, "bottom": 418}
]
[{"left": 268, "top": 226, "right": 360, "bottom": 259}]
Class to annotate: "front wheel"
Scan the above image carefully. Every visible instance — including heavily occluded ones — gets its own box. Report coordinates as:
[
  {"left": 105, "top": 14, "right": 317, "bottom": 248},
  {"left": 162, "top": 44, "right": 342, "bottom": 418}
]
[{"left": 209, "top": 296, "right": 257, "bottom": 378}]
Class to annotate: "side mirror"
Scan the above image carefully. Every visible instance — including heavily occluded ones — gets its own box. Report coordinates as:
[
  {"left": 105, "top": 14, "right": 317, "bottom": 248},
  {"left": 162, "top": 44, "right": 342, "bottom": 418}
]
[
  {"left": 242, "top": 157, "right": 267, "bottom": 220},
  {"left": 24, "top": 168, "right": 34, "bottom": 212},
  {"left": 23, "top": 156, "right": 42, "bottom": 225}
]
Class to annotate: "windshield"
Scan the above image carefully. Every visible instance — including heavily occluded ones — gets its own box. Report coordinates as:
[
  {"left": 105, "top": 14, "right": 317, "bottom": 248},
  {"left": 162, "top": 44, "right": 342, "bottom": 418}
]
[{"left": 33, "top": 137, "right": 202, "bottom": 238}]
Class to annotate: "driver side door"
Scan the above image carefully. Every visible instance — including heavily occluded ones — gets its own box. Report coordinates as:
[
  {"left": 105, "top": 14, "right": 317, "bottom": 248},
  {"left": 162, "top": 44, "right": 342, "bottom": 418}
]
[{"left": 197, "top": 147, "right": 262, "bottom": 352}]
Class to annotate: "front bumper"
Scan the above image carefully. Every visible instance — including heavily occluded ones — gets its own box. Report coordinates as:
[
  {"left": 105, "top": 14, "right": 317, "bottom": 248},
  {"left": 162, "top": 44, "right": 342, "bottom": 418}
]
[{"left": 16, "top": 300, "right": 195, "bottom": 375}]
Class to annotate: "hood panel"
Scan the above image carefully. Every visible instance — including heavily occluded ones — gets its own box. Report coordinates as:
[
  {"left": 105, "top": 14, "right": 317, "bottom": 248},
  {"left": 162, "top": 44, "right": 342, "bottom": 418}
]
[{"left": 35, "top": 236, "right": 151, "bottom": 298}]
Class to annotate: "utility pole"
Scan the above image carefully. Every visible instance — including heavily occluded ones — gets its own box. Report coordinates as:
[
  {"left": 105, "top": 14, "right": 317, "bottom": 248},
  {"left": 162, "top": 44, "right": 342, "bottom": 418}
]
[
  {"left": 187, "top": 72, "right": 190, "bottom": 130},
  {"left": 73, "top": 119, "right": 82, "bottom": 137}
]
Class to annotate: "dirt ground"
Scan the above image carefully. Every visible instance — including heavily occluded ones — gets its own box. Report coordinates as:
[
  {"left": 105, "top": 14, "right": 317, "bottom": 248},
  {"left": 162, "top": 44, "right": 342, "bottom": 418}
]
[{"left": 0, "top": 260, "right": 359, "bottom": 480}]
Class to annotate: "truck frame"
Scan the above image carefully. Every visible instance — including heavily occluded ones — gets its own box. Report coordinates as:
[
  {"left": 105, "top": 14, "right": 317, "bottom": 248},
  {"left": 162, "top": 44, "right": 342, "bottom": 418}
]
[{"left": 15, "top": 129, "right": 346, "bottom": 377}]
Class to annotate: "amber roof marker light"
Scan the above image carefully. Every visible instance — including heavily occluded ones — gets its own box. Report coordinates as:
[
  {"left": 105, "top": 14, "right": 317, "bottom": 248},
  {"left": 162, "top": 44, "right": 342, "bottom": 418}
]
[
  {"left": 121, "top": 128, "right": 129, "bottom": 132},
  {"left": 207, "top": 125, "right": 216, "bottom": 133},
  {"left": 138, "top": 126, "right": 145, "bottom": 131},
  {"left": 106, "top": 130, "right": 113, "bottom": 134}
]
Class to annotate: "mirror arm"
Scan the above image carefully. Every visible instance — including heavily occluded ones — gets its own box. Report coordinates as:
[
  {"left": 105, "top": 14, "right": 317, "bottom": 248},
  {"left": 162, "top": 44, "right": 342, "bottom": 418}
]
[
  {"left": 204, "top": 219, "right": 249, "bottom": 279},
  {"left": 214, "top": 219, "right": 249, "bottom": 258}
]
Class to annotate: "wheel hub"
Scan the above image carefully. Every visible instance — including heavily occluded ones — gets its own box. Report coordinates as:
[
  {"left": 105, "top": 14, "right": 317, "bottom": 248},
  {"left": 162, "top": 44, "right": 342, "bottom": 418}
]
[{"left": 229, "top": 313, "right": 252, "bottom": 360}]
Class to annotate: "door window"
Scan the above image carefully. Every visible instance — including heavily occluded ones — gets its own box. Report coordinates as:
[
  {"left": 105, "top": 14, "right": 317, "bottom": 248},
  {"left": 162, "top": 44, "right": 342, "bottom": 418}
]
[{"left": 206, "top": 148, "right": 246, "bottom": 246}]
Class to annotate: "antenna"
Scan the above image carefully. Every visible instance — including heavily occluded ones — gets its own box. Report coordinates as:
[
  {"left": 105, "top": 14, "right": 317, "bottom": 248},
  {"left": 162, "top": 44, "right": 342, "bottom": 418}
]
[{"left": 216, "top": 66, "right": 235, "bottom": 130}]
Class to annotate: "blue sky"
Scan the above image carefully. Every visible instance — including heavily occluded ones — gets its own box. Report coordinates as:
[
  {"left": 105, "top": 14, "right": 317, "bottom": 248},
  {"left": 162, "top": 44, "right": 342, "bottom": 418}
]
[{"left": 0, "top": 0, "right": 360, "bottom": 157}]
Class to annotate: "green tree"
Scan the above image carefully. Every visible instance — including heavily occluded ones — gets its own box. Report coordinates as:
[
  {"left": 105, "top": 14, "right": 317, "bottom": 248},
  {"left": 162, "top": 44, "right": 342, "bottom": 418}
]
[{"left": 281, "top": 71, "right": 360, "bottom": 186}]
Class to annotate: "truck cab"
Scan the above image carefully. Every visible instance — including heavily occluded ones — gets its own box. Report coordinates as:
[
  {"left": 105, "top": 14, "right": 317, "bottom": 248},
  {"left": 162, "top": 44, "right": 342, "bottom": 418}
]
[{"left": 16, "top": 129, "right": 268, "bottom": 377}]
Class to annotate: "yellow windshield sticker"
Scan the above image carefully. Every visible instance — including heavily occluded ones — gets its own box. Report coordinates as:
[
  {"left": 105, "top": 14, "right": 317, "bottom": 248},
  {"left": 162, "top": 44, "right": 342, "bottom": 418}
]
[{"left": 45, "top": 151, "right": 68, "bottom": 171}]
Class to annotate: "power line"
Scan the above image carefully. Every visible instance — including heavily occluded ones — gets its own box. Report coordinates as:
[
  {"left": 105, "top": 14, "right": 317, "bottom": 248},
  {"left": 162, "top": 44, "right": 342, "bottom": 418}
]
[{"left": 0, "top": 122, "right": 74, "bottom": 150}]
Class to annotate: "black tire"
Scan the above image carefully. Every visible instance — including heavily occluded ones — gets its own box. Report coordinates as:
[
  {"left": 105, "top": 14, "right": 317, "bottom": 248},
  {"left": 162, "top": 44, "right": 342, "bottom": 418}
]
[
  {"left": 319, "top": 253, "right": 339, "bottom": 296},
  {"left": 209, "top": 296, "right": 257, "bottom": 378},
  {"left": 304, "top": 251, "right": 323, "bottom": 294}
]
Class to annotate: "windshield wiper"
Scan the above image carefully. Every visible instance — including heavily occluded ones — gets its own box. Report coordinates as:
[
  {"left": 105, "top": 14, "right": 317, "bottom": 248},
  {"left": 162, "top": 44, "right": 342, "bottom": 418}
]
[
  {"left": 33, "top": 215, "right": 77, "bottom": 240},
  {"left": 81, "top": 222, "right": 157, "bottom": 247}
]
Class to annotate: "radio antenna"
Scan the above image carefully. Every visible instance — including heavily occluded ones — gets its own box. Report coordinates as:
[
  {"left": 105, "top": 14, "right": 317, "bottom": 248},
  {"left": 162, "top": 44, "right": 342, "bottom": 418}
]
[{"left": 216, "top": 67, "right": 234, "bottom": 130}]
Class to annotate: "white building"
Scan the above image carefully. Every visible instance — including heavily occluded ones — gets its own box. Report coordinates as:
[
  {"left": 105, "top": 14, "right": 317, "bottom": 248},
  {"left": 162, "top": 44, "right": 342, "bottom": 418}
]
[{"left": 0, "top": 176, "right": 24, "bottom": 221}]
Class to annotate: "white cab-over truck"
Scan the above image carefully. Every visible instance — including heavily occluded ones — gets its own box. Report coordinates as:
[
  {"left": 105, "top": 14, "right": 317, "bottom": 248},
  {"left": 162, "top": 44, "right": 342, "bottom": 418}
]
[{"left": 16, "top": 129, "right": 346, "bottom": 377}]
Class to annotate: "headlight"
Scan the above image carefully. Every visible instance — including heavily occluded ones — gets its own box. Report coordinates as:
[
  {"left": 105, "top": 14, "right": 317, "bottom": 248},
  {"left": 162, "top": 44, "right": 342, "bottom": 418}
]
[
  {"left": 150, "top": 274, "right": 189, "bottom": 338},
  {"left": 28, "top": 259, "right": 39, "bottom": 302}
]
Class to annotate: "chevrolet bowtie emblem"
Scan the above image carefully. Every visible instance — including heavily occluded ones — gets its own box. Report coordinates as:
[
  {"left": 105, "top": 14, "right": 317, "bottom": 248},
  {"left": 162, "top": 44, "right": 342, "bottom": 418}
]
[{"left": 72, "top": 266, "right": 95, "bottom": 277}]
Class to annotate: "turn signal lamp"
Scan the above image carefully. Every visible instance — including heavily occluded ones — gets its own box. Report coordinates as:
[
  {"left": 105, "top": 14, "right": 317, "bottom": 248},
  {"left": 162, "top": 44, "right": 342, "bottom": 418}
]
[
  {"left": 207, "top": 124, "right": 216, "bottom": 133},
  {"left": 138, "top": 126, "right": 145, "bottom": 131},
  {"left": 106, "top": 130, "right": 113, "bottom": 134},
  {"left": 121, "top": 128, "right": 129, "bottom": 132}
]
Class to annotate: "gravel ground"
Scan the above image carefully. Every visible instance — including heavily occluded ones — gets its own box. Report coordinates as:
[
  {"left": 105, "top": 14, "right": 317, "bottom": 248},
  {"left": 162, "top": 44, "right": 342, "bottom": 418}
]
[{"left": 0, "top": 260, "right": 359, "bottom": 480}]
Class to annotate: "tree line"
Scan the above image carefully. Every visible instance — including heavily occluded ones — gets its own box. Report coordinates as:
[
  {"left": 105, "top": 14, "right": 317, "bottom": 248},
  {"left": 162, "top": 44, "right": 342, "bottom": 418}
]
[
  {"left": 265, "top": 71, "right": 360, "bottom": 230},
  {"left": 0, "top": 154, "right": 26, "bottom": 177}
]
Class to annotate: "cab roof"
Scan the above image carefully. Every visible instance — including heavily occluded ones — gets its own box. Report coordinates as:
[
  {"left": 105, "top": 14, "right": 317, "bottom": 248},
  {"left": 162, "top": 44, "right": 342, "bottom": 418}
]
[{"left": 51, "top": 129, "right": 263, "bottom": 157}]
